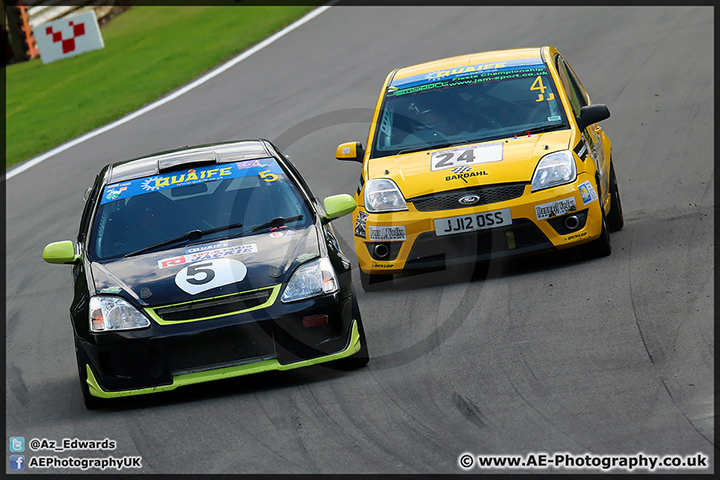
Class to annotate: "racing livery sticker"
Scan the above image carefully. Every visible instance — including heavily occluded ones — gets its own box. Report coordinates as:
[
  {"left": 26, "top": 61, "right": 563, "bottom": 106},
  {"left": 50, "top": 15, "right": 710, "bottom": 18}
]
[
  {"left": 158, "top": 244, "right": 258, "bottom": 269},
  {"left": 355, "top": 211, "right": 368, "bottom": 239},
  {"left": 175, "top": 258, "right": 247, "bottom": 295},
  {"left": 389, "top": 57, "right": 544, "bottom": 92},
  {"left": 574, "top": 137, "right": 589, "bottom": 161},
  {"left": 431, "top": 142, "right": 503, "bottom": 172},
  {"left": 367, "top": 225, "right": 406, "bottom": 242},
  {"left": 185, "top": 241, "right": 233, "bottom": 254},
  {"left": 446, "top": 166, "right": 488, "bottom": 182},
  {"left": 100, "top": 158, "right": 284, "bottom": 205},
  {"left": 536, "top": 197, "right": 577, "bottom": 220},
  {"left": 578, "top": 180, "right": 599, "bottom": 205},
  {"left": 564, "top": 231, "right": 588, "bottom": 242}
]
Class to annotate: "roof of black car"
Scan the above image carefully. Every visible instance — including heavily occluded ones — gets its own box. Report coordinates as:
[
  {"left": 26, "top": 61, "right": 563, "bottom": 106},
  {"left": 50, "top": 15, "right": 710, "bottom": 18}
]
[{"left": 107, "top": 140, "right": 273, "bottom": 184}]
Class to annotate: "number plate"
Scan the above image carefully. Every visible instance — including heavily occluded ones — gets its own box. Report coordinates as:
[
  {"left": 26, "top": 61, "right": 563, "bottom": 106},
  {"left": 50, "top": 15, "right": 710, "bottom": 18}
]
[{"left": 434, "top": 209, "right": 512, "bottom": 236}]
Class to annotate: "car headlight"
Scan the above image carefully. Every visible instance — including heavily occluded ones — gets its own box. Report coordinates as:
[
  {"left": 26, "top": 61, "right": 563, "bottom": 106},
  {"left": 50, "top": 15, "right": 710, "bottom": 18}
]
[
  {"left": 364, "top": 178, "right": 408, "bottom": 213},
  {"left": 281, "top": 257, "right": 339, "bottom": 303},
  {"left": 531, "top": 150, "right": 577, "bottom": 192},
  {"left": 89, "top": 296, "right": 151, "bottom": 332}
]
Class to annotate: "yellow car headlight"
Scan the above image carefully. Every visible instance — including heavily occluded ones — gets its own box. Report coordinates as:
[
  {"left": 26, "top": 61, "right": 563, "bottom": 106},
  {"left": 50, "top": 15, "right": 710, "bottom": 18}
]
[{"left": 531, "top": 150, "right": 577, "bottom": 192}]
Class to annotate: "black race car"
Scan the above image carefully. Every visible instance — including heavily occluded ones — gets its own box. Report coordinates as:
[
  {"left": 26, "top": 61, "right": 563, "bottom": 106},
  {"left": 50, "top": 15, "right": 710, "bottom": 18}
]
[{"left": 43, "top": 139, "right": 368, "bottom": 409}]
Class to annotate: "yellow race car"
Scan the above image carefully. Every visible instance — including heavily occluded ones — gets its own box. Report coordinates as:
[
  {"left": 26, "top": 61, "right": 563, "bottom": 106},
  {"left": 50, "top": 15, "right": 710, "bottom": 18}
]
[{"left": 336, "top": 46, "right": 623, "bottom": 290}]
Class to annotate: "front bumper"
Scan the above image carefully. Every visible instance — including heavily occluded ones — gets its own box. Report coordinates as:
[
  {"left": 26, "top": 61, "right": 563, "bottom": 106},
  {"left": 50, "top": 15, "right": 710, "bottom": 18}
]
[
  {"left": 355, "top": 174, "right": 604, "bottom": 274},
  {"left": 79, "top": 290, "right": 360, "bottom": 398}
]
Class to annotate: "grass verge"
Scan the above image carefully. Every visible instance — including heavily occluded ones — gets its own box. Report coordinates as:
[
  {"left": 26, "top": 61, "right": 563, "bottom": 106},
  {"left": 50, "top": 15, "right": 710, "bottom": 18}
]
[{"left": 5, "top": 5, "right": 316, "bottom": 169}]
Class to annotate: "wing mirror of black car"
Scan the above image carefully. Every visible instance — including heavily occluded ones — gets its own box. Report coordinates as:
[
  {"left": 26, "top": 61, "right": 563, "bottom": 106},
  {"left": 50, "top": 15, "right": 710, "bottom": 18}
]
[
  {"left": 336, "top": 141, "right": 364, "bottom": 163},
  {"left": 576, "top": 104, "right": 610, "bottom": 131},
  {"left": 43, "top": 241, "right": 80, "bottom": 264},
  {"left": 322, "top": 194, "right": 357, "bottom": 223}
]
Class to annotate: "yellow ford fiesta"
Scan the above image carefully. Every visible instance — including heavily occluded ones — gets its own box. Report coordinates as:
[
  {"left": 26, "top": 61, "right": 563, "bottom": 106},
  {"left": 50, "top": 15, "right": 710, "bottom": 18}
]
[{"left": 336, "top": 46, "right": 623, "bottom": 290}]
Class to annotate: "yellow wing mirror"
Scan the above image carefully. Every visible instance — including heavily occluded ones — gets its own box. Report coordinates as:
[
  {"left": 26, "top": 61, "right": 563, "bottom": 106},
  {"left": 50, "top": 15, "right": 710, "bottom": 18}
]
[{"left": 336, "top": 142, "right": 364, "bottom": 163}]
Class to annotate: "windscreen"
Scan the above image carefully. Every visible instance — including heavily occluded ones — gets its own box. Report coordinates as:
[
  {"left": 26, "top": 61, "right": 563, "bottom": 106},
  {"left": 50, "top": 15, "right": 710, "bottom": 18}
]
[
  {"left": 372, "top": 58, "right": 568, "bottom": 158},
  {"left": 90, "top": 158, "right": 312, "bottom": 261}
]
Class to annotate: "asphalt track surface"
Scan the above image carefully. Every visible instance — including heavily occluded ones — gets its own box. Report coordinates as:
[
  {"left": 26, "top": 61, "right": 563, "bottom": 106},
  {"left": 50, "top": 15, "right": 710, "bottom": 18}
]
[{"left": 5, "top": 5, "right": 714, "bottom": 475}]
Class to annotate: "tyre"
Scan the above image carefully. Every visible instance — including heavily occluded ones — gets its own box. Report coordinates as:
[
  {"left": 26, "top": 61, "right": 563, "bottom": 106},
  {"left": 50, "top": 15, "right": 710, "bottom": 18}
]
[
  {"left": 359, "top": 268, "right": 392, "bottom": 292},
  {"left": 330, "top": 294, "right": 369, "bottom": 370},
  {"left": 75, "top": 339, "right": 102, "bottom": 410},
  {"left": 583, "top": 210, "right": 612, "bottom": 258},
  {"left": 606, "top": 162, "right": 624, "bottom": 232}
]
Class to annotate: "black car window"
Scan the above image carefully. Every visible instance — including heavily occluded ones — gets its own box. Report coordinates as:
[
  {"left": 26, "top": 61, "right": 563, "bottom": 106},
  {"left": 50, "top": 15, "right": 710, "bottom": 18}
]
[
  {"left": 89, "top": 157, "right": 313, "bottom": 261},
  {"left": 555, "top": 56, "right": 589, "bottom": 118},
  {"left": 371, "top": 58, "right": 568, "bottom": 158}
]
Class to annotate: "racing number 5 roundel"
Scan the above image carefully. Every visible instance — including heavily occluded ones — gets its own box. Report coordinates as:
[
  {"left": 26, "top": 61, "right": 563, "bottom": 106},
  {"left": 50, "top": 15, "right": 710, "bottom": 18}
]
[{"left": 175, "top": 259, "right": 247, "bottom": 295}]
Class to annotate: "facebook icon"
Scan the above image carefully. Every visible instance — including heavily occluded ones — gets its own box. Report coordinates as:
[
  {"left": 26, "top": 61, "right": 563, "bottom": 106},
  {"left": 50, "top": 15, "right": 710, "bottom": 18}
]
[{"left": 10, "top": 455, "right": 25, "bottom": 470}]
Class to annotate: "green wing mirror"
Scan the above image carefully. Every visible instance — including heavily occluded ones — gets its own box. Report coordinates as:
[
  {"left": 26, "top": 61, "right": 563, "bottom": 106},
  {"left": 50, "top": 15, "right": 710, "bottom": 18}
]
[
  {"left": 322, "top": 194, "right": 357, "bottom": 222},
  {"left": 43, "top": 241, "right": 79, "bottom": 264}
]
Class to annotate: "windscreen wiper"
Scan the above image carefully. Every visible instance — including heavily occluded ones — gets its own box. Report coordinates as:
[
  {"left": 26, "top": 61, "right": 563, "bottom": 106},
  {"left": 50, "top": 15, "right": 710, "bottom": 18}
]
[
  {"left": 236, "top": 215, "right": 304, "bottom": 236},
  {"left": 398, "top": 136, "right": 494, "bottom": 155},
  {"left": 513, "top": 123, "right": 565, "bottom": 137},
  {"left": 123, "top": 221, "right": 244, "bottom": 258}
]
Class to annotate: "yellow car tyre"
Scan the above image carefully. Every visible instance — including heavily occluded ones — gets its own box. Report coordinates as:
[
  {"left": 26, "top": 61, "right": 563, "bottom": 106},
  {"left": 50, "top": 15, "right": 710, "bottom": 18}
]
[{"left": 607, "top": 162, "right": 624, "bottom": 232}]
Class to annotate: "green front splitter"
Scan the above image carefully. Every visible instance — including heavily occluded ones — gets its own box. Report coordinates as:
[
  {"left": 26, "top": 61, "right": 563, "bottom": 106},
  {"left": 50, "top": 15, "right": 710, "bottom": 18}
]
[{"left": 86, "top": 320, "right": 362, "bottom": 399}]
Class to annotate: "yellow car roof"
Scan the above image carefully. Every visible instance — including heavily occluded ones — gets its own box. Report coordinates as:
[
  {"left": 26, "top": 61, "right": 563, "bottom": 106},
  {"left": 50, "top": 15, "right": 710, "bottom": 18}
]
[{"left": 392, "top": 47, "right": 545, "bottom": 81}]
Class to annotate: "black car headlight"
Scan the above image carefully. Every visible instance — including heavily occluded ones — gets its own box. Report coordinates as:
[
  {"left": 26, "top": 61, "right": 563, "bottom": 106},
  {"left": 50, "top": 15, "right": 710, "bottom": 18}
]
[
  {"left": 281, "top": 257, "right": 339, "bottom": 303},
  {"left": 89, "top": 296, "right": 151, "bottom": 332}
]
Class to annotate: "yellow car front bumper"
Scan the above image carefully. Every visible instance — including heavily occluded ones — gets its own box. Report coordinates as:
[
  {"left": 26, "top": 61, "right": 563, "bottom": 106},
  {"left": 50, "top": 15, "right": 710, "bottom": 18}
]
[{"left": 354, "top": 173, "right": 605, "bottom": 275}]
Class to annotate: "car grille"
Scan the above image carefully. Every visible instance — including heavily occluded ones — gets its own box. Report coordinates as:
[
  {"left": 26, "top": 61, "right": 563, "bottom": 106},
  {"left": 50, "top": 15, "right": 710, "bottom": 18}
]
[
  {"left": 149, "top": 286, "right": 277, "bottom": 322},
  {"left": 406, "top": 219, "right": 550, "bottom": 264},
  {"left": 168, "top": 324, "right": 277, "bottom": 375},
  {"left": 410, "top": 183, "right": 527, "bottom": 212}
]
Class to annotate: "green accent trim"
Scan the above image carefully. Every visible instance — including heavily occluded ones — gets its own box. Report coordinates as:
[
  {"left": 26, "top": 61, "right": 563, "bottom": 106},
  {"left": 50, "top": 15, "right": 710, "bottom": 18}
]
[
  {"left": 323, "top": 194, "right": 357, "bottom": 221},
  {"left": 42, "top": 240, "right": 79, "bottom": 264},
  {"left": 85, "top": 320, "right": 362, "bottom": 399},
  {"left": 144, "top": 284, "right": 281, "bottom": 325}
]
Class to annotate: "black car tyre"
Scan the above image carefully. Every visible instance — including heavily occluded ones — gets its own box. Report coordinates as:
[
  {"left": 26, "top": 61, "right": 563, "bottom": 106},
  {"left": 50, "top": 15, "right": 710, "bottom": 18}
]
[
  {"left": 583, "top": 208, "right": 612, "bottom": 259},
  {"left": 330, "top": 295, "right": 369, "bottom": 370},
  {"left": 75, "top": 339, "right": 102, "bottom": 410},
  {"left": 606, "top": 162, "right": 624, "bottom": 232},
  {"left": 359, "top": 269, "right": 392, "bottom": 292}
]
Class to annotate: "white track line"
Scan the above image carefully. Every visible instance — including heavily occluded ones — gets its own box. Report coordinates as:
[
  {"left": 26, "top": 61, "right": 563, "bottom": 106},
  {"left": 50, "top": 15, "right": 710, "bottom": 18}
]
[{"left": 6, "top": 4, "right": 334, "bottom": 180}]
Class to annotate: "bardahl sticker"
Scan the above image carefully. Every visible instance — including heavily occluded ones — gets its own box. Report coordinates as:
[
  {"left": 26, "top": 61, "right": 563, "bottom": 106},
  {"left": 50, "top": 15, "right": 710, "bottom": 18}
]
[
  {"left": 158, "top": 243, "right": 258, "bottom": 269},
  {"left": 536, "top": 197, "right": 577, "bottom": 220}
]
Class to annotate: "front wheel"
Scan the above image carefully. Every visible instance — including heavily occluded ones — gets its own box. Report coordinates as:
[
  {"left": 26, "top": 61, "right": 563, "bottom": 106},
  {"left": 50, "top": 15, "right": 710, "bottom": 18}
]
[
  {"left": 75, "top": 339, "right": 102, "bottom": 410},
  {"left": 330, "top": 295, "right": 369, "bottom": 370},
  {"left": 606, "top": 162, "right": 624, "bottom": 232},
  {"left": 583, "top": 211, "right": 612, "bottom": 259}
]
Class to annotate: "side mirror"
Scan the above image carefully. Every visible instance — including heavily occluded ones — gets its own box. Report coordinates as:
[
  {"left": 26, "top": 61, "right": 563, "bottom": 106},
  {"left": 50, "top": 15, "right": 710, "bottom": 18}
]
[
  {"left": 322, "top": 194, "right": 357, "bottom": 222},
  {"left": 576, "top": 104, "right": 610, "bottom": 131},
  {"left": 43, "top": 241, "right": 79, "bottom": 264},
  {"left": 336, "top": 141, "right": 364, "bottom": 163}
]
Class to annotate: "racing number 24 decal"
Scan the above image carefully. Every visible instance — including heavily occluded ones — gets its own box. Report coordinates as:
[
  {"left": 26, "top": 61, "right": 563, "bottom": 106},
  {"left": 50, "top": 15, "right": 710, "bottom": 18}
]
[
  {"left": 430, "top": 143, "right": 504, "bottom": 171},
  {"left": 175, "top": 258, "right": 248, "bottom": 295}
]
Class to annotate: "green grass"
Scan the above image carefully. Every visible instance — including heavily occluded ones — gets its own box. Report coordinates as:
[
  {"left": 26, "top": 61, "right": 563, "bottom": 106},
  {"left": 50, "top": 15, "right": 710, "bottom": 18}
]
[{"left": 5, "top": 5, "right": 317, "bottom": 169}]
